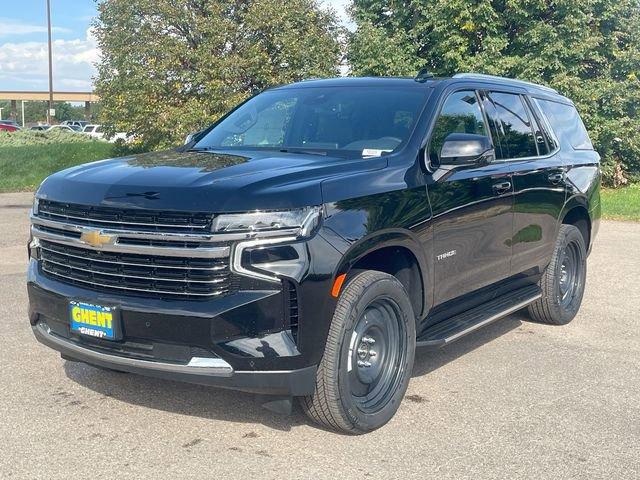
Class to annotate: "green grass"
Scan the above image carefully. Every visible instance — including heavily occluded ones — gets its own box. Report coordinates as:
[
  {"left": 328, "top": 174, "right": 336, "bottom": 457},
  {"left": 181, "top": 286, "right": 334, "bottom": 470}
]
[
  {"left": 0, "top": 142, "right": 116, "bottom": 192},
  {"left": 601, "top": 184, "right": 640, "bottom": 221}
]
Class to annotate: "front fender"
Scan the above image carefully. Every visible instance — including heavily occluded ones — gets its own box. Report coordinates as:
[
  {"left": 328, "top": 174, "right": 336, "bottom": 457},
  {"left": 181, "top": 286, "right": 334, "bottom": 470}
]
[{"left": 323, "top": 188, "right": 434, "bottom": 318}]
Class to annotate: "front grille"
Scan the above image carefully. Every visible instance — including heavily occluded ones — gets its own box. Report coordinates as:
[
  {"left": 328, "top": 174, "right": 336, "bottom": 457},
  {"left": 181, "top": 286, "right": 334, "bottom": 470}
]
[
  {"left": 32, "top": 200, "right": 232, "bottom": 299},
  {"left": 39, "top": 239, "right": 231, "bottom": 298},
  {"left": 38, "top": 199, "right": 213, "bottom": 233}
]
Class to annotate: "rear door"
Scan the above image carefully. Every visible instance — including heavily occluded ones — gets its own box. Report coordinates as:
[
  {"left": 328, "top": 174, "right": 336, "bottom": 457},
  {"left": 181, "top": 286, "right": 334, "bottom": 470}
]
[
  {"left": 427, "top": 89, "right": 514, "bottom": 305},
  {"left": 484, "top": 90, "right": 567, "bottom": 275}
]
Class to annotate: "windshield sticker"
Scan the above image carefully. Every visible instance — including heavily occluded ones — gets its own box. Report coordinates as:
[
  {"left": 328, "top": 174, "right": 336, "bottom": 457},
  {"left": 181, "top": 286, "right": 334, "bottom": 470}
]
[{"left": 362, "top": 148, "right": 393, "bottom": 158}]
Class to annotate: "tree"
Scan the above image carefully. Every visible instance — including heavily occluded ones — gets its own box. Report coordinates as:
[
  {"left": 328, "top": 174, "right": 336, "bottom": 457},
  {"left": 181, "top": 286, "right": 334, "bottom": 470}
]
[
  {"left": 348, "top": 0, "right": 640, "bottom": 185},
  {"left": 94, "top": 0, "right": 342, "bottom": 149}
]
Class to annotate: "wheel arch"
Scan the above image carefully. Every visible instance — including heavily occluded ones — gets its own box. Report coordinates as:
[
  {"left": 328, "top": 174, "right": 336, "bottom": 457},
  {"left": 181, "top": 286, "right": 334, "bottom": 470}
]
[
  {"left": 333, "top": 229, "right": 431, "bottom": 320},
  {"left": 560, "top": 195, "right": 592, "bottom": 248}
]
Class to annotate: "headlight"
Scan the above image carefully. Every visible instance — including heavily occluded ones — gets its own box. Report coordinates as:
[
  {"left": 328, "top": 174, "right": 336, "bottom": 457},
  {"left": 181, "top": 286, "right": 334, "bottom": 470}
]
[
  {"left": 212, "top": 206, "right": 321, "bottom": 239},
  {"left": 32, "top": 196, "right": 39, "bottom": 215},
  {"left": 224, "top": 206, "right": 322, "bottom": 283}
]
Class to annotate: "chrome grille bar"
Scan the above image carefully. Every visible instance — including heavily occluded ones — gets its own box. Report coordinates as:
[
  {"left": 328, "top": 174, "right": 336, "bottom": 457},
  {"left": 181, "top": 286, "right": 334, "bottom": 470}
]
[
  {"left": 41, "top": 266, "right": 229, "bottom": 297},
  {"left": 39, "top": 245, "right": 226, "bottom": 271},
  {"left": 31, "top": 225, "right": 230, "bottom": 258},
  {"left": 31, "top": 214, "right": 300, "bottom": 243},
  {"left": 41, "top": 257, "right": 227, "bottom": 284},
  {"left": 31, "top": 215, "right": 216, "bottom": 242}
]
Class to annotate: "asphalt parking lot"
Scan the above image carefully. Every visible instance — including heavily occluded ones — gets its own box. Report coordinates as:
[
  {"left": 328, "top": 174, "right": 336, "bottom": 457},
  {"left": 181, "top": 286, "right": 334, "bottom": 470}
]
[{"left": 1, "top": 191, "right": 638, "bottom": 479}]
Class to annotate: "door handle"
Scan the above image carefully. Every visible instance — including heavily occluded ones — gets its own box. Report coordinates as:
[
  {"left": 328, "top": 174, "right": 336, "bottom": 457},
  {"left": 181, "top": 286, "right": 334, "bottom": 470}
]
[
  {"left": 492, "top": 181, "right": 512, "bottom": 195},
  {"left": 548, "top": 172, "right": 565, "bottom": 184}
]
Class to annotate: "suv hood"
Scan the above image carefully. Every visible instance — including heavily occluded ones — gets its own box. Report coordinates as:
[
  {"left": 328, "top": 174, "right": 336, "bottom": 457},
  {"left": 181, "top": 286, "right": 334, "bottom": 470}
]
[{"left": 37, "top": 149, "right": 386, "bottom": 213}]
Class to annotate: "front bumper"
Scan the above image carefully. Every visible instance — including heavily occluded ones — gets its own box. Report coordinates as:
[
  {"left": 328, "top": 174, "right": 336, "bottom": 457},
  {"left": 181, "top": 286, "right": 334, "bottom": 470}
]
[
  {"left": 28, "top": 261, "right": 318, "bottom": 396},
  {"left": 31, "top": 322, "right": 316, "bottom": 395}
]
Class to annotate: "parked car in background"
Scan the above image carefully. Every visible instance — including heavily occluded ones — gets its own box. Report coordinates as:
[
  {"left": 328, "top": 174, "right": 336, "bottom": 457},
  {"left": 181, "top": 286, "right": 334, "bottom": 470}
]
[
  {"left": 82, "top": 124, "right": 130, "bottom": 143},
  {"left": 61, "top": 120, "right": 88, "bottom": 129},
  {"left": 0, "top": 119, "right": 20, "bottom": 128},
  {"left": 47, "top": 125, "right": 81, "bottom": 133},
  {"left": 30, "top": 125, "right": 50, "bottom": 131},
  {"left": 82, "top": 124, "right": 104, "bottom": 139},
  {"left": 0, "top": 123, "right": 18, "bottom": 132}
]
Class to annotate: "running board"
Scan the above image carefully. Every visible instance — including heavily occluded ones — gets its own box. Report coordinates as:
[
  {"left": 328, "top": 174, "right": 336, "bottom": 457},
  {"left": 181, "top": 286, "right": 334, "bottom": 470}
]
[{"left": 416, "top": 285, "right": 542, "bottom": 349}]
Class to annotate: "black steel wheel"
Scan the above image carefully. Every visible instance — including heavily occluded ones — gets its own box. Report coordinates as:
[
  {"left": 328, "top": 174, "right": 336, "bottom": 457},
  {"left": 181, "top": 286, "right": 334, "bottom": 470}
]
[
  {"left": 348, "top": 297, "right": 409, "bottom": 414},
  {"left": 301, "top": 271, "right": 416, "bottom": 434},
  {"left": 528, "top": 224, "right": 587, "bottom": 325}
]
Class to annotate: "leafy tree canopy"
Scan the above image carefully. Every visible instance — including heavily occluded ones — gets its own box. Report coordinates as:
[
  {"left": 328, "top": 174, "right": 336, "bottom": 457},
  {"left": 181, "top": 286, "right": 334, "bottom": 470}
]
[
  {"left": 94, "top": 0, "right": 342, "bottom": 149},
  {"left": 348, "top": 0, "right": 640, "bottom": 185}
]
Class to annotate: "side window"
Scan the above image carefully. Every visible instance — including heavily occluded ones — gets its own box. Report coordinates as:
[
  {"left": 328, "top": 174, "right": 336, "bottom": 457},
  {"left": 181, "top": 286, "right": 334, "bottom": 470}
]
[
  {"left": 429, "top": 90, "right": 488, "bottom": 165},
  {"left": 479, "top": 92, "right": 506, "bottom": 160},
  {"left": 526, "top": 97, "right": 557, "bottom": 155},
  {"left": 520, "top": 97, "right": 551, "bottom": 155},
  {"left": 533, "top": 99, "right": 593, "bottom": 150},
  {"left": 489, "top": 92, "right": 538, "bottom": 159}
]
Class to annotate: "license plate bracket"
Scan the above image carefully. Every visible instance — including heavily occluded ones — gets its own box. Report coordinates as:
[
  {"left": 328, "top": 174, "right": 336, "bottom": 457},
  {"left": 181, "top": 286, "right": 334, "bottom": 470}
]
[{"left": 69, "top": 301, "right": 120, "bottom": 341}]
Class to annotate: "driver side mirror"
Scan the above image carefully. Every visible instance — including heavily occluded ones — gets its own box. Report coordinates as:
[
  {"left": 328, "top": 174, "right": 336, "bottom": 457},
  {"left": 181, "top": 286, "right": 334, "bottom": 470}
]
[{"left": 439, "top": 133, "right": 495, "bottom": 166}]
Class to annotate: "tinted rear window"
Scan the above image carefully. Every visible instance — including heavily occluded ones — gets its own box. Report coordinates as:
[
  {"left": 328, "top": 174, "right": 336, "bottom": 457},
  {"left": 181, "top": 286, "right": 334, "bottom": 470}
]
[
  {"left": 489, "top": 92, "right": 538, "bottom": 159},
  {"left": 534, "top": 99, "right": 593, "bottom": 150}
]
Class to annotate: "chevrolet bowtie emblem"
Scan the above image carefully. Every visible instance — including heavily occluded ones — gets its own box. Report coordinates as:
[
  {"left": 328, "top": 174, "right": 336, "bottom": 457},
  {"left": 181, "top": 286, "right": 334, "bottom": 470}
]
[{"left": 80, "top": 229, "right": 115, "bottom": 248}]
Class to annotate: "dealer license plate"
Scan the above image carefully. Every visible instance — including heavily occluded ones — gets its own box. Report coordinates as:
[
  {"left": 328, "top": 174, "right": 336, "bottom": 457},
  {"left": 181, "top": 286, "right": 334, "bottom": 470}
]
[{"left": 69, "top": 301, "right": 117, "bottom": 340}]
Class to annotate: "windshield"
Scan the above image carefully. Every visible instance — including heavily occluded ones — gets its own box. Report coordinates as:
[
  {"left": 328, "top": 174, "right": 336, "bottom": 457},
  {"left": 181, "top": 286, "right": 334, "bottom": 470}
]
[{"left": 194, "top": 86, "right": 429, "bottom": 158}]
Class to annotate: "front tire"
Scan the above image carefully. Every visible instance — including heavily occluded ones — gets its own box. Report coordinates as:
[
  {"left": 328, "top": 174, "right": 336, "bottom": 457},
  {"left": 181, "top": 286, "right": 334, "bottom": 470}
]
[
  {"left": 528, "top": 224, "right": 587, "bottom": 325},
  {"left": 301, "top": 271, "right": 416, "bottom": 434}
]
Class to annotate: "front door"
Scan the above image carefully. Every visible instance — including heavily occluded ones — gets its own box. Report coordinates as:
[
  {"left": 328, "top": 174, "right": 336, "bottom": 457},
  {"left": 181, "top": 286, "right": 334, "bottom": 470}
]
[{"left": 426, "top": 90, "right": 514, "bottom": 305}]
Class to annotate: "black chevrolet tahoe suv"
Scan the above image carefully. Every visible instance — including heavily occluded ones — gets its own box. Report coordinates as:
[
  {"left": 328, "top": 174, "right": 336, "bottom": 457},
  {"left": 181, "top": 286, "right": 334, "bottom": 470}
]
[{"left": 28, "top": 74, "right": 600, "bottom": 433}]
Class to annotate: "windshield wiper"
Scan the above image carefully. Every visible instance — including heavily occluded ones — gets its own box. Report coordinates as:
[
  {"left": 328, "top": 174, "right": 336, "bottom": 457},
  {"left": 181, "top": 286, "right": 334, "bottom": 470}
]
[
  {"left": 187, "top": 146, "right": 217, "bottom": 152},
  {"left": 279, "top": 148, "right": 327, "bottom": 157},
  {"left": 188, "top": 146, "right": 329, "bottom": 157}
]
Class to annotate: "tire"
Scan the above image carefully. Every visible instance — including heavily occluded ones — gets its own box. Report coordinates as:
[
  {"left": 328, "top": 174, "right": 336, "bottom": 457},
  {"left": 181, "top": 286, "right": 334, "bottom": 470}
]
[
  {"left": 528, "top": 224, "right": 587, "bottom": 325},
  {"left": 300, "top": 270, "right": 416, "bottom": 434}
]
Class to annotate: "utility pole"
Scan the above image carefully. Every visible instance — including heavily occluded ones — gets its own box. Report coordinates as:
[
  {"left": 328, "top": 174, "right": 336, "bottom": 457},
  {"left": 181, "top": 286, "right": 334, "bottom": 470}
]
[
  {"left": 22, "top": 101, "right": 26, "bottom": 127},
  {"left": 46, "top": 0, "right": 54, "bottom": 124}
]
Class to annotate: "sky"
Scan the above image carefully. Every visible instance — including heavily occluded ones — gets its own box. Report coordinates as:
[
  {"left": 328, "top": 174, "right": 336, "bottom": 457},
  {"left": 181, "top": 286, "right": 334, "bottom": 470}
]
[{"left": 0, "top": 0, "right": 351, "bottom": 92}]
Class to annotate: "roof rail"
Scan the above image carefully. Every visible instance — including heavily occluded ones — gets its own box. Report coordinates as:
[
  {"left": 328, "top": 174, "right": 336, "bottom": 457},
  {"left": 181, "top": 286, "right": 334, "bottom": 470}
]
[{"left": 452, "top": 73, "right": 558, "bottom": 94}]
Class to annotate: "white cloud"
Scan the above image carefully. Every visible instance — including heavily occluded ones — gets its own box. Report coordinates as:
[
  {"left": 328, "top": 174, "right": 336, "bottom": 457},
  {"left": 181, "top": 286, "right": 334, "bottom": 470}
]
[
  {"left": 0, "top": 17, "right": 70, "bottom": 37},
  {"left": 322, "top": 0, "right": 353, "bottom": 29},
  {"left": 0, "top": 3, "right": 350, "bottom": 92},
  {"left": 0, "top": 28, "right": 98, "bottom": 90}
]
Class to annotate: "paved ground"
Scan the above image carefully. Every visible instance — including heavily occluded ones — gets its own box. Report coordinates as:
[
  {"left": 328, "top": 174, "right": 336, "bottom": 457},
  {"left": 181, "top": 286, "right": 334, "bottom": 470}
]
[{"left": 1, "top": 191, "right": 639, "bottom": 479}]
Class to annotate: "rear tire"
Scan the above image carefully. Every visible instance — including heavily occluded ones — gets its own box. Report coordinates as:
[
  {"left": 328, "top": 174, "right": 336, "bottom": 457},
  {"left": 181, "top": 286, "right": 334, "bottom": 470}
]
[
  {"left": 300, "top": 271, "right": 416, "bottom": 434},
  {"left": 528, "top": 224, "right": 587, "bottom": 325}
]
